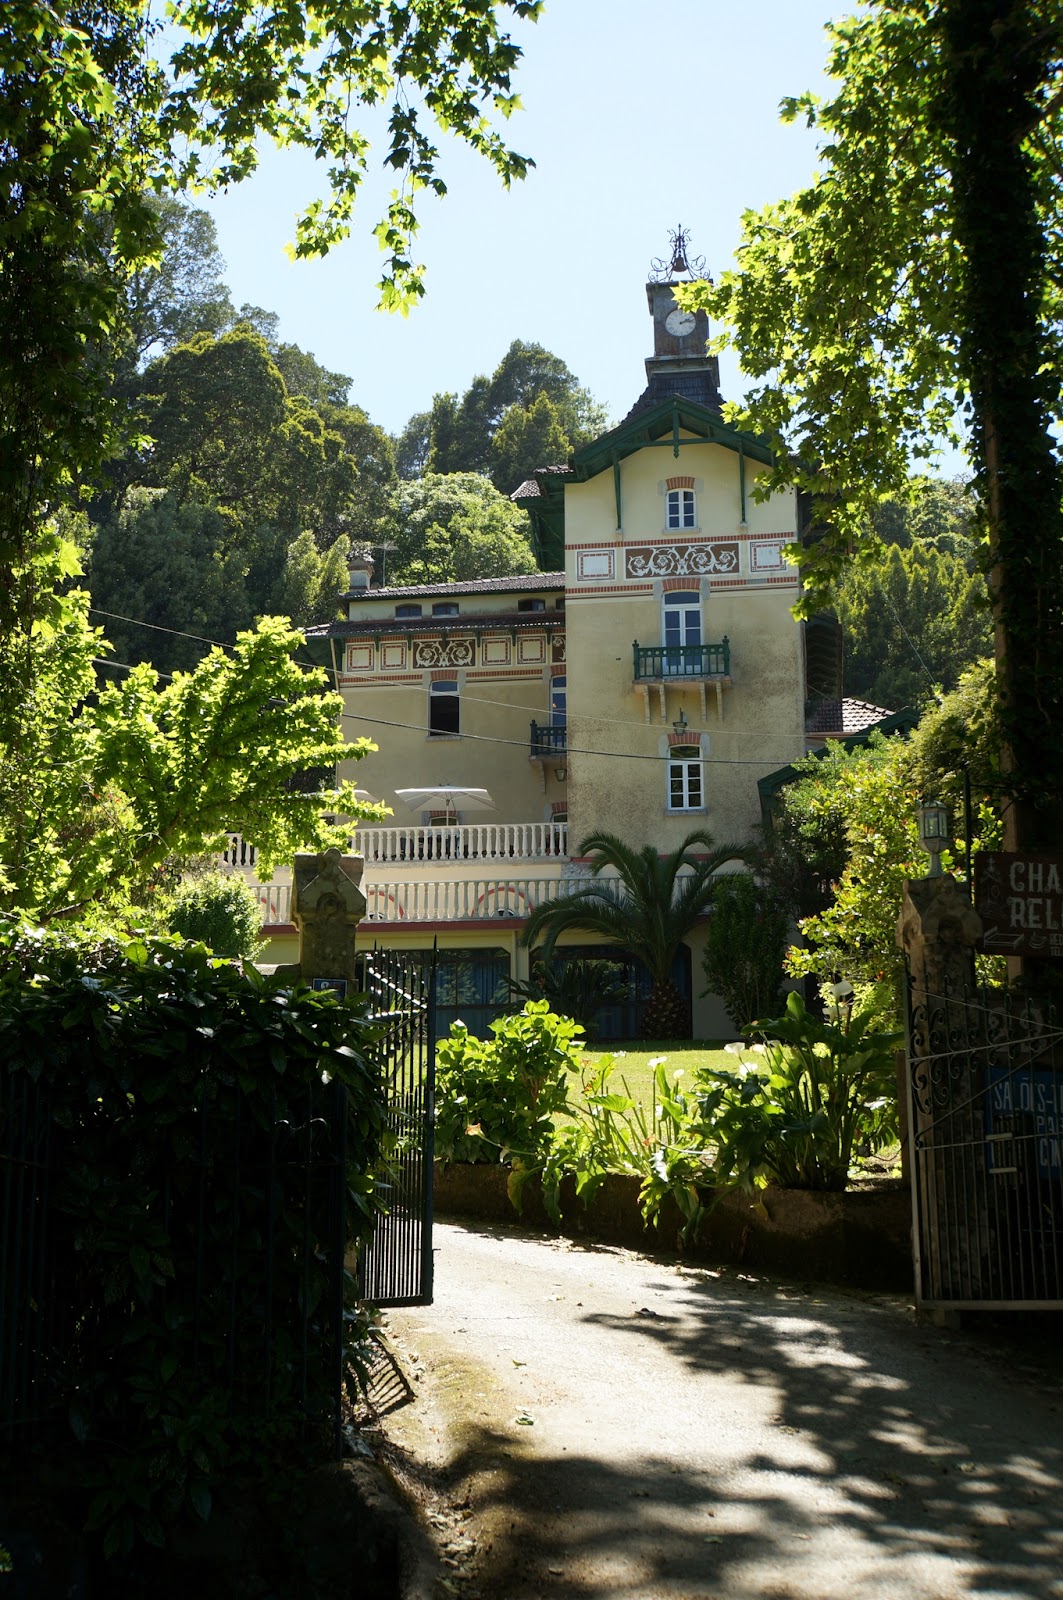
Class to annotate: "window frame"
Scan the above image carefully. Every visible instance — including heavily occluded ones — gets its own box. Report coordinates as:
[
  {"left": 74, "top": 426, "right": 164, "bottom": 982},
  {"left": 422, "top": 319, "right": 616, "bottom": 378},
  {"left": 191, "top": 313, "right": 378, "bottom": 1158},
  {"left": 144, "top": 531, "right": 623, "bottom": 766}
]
[
  {"left": 395, "top": 603, "right": 423, "bottom": 619},
  {"left": 667, "top": 744, "right": 704, "bottom": 812},
  {"left": 665, "top": 487, "right": 696, "bottom": 530},
  {"left": 428, "top": 678, "right": 460, "bottom": 737}
]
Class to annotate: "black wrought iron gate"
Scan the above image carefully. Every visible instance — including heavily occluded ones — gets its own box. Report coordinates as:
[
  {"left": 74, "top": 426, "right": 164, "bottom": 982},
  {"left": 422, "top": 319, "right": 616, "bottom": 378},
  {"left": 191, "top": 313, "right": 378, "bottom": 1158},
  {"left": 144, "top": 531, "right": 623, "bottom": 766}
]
[
  {"left": 906, "top": 976, "right": 1063, "bottom": 1308},
  {"left": 359, "top": 948, "right": 437, "bottom": 1307}
]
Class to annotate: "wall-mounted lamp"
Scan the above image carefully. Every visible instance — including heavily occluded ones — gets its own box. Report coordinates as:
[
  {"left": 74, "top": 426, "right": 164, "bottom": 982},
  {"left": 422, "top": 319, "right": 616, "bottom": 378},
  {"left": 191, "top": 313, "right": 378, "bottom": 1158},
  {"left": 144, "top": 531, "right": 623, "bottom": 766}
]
[
  {"left": 917, "top": 801, "right": 950, "bottom": 877},
  {"left": 672, "top": 707, "right": 689, "bottom": 738},
  {"left": 554, "top": 765, "right": 568, "bottom": 784}
]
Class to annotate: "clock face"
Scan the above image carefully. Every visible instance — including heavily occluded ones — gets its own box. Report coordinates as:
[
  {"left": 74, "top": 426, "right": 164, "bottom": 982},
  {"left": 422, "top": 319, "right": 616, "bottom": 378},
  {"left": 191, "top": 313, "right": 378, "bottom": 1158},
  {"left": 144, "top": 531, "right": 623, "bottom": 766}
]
[{"left": 665, "top": 308, "right": 697, "bottom": 338}]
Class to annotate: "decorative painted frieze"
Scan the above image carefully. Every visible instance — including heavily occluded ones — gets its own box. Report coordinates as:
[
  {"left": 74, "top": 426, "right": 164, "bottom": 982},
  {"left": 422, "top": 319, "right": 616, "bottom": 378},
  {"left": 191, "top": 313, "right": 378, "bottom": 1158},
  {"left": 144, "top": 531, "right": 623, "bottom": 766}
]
[
  {"left": 625, "top": 542, "right": 739, "bottom": 579},
  {"left": 552, "top": 635, "right": 566, "bottom": 663},
  {"left": 413, "top": 636, "right": 475, "bottom": 668},
  {"left": 346, "top": 642, "right": 374, "bottom": 671}
]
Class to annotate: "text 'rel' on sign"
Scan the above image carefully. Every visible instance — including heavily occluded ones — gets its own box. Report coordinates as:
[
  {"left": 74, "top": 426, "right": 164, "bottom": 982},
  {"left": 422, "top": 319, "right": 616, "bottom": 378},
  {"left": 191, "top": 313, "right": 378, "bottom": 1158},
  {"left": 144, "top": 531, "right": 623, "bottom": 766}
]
[{"left": 975, "top": 852, "right": 1063, "bottom": 958}]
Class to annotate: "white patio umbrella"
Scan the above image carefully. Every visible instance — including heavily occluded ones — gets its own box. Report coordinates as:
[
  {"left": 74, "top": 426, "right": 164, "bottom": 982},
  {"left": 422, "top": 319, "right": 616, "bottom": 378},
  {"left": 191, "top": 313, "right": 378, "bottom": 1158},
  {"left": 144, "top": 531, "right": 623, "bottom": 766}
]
[{"left": 395, "top": 785, "right": 497, "bottom": 822}]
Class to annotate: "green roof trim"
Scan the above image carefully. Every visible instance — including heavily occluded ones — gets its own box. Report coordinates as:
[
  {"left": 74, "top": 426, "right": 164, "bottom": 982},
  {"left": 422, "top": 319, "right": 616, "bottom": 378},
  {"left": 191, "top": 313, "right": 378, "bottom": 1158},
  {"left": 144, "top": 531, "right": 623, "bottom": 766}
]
[
  {"left": 571, "top": 394, "right": 773, "bottom": 478},
  {"left": 513, "top": 395, "right": 774, "bottom": 567}
]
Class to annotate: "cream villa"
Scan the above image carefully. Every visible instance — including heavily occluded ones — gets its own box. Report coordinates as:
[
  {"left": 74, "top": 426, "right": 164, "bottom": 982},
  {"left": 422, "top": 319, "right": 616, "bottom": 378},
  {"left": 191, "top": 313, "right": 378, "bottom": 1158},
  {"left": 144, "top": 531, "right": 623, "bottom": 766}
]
[{"left": 231, "top": 234, "right": 895, "bottom": 1037}]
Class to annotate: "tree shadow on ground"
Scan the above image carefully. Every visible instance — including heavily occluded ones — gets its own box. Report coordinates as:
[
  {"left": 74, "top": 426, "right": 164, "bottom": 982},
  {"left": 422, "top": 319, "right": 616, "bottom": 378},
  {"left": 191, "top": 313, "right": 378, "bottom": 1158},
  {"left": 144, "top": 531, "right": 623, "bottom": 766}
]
[{"left": 425, "top": 1242, "right": 1063, "bottom": 1599}]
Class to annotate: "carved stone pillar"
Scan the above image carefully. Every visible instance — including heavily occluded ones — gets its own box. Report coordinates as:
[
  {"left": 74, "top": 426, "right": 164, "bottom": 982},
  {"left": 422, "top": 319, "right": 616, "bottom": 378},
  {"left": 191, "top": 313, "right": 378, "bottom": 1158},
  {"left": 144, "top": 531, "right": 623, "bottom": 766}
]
[
  {"left": 897, "top": 874, "right": 982, "bottom": 1008},
  {"left": 291, "top": 847, "right": 367, "bottom": 990}
]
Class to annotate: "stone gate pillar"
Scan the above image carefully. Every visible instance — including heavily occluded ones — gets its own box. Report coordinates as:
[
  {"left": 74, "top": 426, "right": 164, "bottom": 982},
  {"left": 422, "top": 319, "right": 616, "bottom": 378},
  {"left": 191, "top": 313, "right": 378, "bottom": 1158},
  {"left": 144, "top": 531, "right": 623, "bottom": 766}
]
[{"left": 291, "top": 847, "right": 367, "bottom": 992}]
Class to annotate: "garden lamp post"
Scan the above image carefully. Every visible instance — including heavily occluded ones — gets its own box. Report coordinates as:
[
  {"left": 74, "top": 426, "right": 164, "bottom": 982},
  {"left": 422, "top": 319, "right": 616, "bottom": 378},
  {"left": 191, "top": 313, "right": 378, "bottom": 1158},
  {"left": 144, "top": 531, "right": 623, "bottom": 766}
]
[{"left": 917, "top": 801, "right": 950, "bottom": 878}]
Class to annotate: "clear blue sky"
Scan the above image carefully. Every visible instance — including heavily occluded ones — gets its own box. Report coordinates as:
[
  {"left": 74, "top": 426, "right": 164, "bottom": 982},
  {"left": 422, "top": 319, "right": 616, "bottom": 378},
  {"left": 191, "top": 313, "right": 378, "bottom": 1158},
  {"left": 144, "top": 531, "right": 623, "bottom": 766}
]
[{"left": 204, "top": 1, "right": 962, "bottom": 473}]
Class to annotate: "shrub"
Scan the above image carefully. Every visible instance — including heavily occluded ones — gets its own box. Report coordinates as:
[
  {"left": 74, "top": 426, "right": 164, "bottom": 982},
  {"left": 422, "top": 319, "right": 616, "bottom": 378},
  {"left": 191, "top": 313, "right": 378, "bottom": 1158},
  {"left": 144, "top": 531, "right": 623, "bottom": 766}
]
[
  {"left": 541, "top": 1055, "right": 717, "bottom": 1246},
  {"left": 434, "top": 1000, "right": 581, "bottom": 1174},
  {"left": 0, "top": 918, "right": 386, "bottom": 1557},
  {"left": 164, "top": 870, "right": 264, "bottom": 958},
  {"left": 703, "top": 990, "right": 901, "bottom": 1193},
  {"left": 701, "top": 873, "right": 789, "bottom": 1031}
]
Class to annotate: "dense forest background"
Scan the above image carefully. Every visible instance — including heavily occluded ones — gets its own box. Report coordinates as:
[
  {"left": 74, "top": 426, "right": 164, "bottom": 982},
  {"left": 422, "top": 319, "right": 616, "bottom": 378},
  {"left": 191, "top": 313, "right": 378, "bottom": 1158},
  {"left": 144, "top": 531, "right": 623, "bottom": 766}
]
[{"left": 89, "top": 198, "right": 990, "bottom": 701}]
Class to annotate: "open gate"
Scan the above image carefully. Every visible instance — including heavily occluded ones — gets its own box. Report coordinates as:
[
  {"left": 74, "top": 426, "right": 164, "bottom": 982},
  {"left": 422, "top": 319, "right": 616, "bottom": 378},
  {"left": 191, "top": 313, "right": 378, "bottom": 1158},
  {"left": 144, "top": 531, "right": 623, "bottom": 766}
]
[
  {"left": 359, "top": 947, "right": 437, "bottom": 1307},
  {"left": 906, "top": 975, "right": 1063, "bottom": 1309}
]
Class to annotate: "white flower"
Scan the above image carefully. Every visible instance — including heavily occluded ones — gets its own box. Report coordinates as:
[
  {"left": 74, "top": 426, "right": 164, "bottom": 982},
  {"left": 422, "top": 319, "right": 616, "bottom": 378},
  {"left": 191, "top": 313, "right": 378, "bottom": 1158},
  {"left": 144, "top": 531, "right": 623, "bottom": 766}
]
[
  {"left": 724, "top": 1041, "right": 745, "bottom": 1056},
  {"left": 830, "top": 980, "right": 854, "bottom": 1000},
  {"left": 647, "top": 1055, "right": 667, "bottom": 1069}
]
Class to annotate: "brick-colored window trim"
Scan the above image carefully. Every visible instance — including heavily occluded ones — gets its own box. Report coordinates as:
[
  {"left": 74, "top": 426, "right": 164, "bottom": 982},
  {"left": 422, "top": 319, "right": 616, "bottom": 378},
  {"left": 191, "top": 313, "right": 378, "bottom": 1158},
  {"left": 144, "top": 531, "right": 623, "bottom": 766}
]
[
  {"left": 666, "top": 475, "right": 695, "bottom": 491},
  {"left": 662, "top": 576, "right": 701, "bottom": 592}
]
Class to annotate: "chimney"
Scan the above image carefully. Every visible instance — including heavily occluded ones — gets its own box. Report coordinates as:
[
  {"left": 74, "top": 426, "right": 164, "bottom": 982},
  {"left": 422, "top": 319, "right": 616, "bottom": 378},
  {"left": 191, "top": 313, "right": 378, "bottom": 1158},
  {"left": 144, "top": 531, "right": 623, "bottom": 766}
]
[{"left": 348, "top": 552, "right": 374, "bottom": 592}]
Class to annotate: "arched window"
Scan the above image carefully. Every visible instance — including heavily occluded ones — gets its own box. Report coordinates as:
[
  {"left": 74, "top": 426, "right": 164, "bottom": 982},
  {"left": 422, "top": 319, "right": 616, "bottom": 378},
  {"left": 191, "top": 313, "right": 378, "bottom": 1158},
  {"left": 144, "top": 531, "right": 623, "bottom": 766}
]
[
  {"left": 665, "top": 488, "right": 696, "bottom": 530},
  {"left": 429, "top": 679, "right": 459, "bottom": 736},
  {"left": 667, "top": 744, "right": 703, "bottom": 812},
  {"left": 432, "top": 601, "right": 459, "bottom": 616},
  {"left": 395, "top": 603, "right": 422, "bottom": 619}
]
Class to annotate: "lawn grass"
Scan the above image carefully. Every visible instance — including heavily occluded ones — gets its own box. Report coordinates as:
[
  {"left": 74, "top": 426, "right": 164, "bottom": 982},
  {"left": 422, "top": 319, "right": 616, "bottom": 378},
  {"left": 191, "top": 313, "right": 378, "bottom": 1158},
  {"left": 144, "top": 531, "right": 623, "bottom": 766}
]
[{"left": 572, "top": 1040, "right": 738, "bottom": 1118}]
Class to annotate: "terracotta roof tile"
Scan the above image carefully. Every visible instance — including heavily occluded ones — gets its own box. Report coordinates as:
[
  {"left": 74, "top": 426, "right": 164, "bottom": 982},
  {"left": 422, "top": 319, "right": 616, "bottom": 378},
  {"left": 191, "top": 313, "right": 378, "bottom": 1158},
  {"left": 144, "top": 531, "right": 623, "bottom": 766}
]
[{"left": 805, "top": 696, "right": 896, "bottom": 737}]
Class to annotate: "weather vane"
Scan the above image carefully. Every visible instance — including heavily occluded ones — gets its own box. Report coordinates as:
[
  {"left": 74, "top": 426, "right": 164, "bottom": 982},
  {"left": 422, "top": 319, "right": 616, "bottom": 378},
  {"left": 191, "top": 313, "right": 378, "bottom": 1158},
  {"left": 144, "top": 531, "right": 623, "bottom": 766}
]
[{"left": 649, "top": 225, "right": 709, "bottom": 284}]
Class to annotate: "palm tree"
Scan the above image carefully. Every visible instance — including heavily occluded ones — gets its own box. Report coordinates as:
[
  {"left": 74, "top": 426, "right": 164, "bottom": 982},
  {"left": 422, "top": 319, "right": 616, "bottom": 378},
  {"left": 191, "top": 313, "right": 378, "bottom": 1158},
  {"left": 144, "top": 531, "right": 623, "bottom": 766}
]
[{"left": 522, "top": 829, "right": 750, "bottom": 1040}]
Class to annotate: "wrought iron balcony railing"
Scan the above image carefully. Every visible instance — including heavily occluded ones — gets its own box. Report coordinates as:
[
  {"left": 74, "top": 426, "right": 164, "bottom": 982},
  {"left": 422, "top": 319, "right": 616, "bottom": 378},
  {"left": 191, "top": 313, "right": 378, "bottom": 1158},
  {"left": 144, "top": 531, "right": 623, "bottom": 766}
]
[
  {"left": 632, "top": 639, "right": 730, "bottom": 680},
  {"left": 529, "top": 721, "right": 567, "bottom": 759}
]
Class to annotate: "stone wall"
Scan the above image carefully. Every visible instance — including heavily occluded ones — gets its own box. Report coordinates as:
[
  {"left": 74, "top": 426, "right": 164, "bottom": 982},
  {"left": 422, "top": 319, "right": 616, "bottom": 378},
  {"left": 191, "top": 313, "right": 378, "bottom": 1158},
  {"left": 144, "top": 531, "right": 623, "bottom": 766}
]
[{"left": 434, "top": 1163, "right": 913, "bottom": 1292}]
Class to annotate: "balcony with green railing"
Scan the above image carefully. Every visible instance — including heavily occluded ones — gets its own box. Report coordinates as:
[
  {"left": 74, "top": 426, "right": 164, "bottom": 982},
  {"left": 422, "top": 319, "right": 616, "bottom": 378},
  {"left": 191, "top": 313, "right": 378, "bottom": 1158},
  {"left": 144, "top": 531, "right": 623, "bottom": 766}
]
[
  {"left": 529, "top": 721, "right": 567, "bottom": 759},
  {"left": 632, "top": 638, "right": 731, "bottom": 681}
]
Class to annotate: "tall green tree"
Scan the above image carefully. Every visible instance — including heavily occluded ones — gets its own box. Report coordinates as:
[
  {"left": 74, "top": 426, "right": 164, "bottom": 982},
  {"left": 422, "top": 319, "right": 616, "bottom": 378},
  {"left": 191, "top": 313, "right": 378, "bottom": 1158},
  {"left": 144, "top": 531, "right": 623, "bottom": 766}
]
[
  {"left": 417, "top": 340, "right": 608, "bottom": 484},
  {"left": 522, "top": 830, "right": 749, "bottom": 1040},
  {"left": 1, "top": 0, "right": 539, "bottom": 885},
  {"left": 123, "top": 196, "right": 234, "bottom": 364},
  {"left": 88, "top": 490, "right": 250, "bottom": 672},
  {"left": 686, "top": 0, "right": 1063, "bottom": 849},
  {"left": 0, "top": 570, "right": 373, "bottom": 924},
  {"left": 492, "top": 392, "right": 573, "bottom": 495},
  {"left": 835, "top": 542, "right": 991, "bottom": 709},
  {"left": 89, "top": 330, "right": 396, "bottom": 670},
  {"left": 385, "top": 472, "right": 536, "bottom": 584}
]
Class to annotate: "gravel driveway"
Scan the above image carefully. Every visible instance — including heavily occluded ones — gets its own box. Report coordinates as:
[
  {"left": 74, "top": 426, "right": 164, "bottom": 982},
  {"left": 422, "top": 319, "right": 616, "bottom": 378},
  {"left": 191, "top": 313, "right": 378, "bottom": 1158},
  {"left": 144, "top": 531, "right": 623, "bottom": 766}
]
[{"left": 380, "top": 1220, "right": 1063, "bottom": 1600}]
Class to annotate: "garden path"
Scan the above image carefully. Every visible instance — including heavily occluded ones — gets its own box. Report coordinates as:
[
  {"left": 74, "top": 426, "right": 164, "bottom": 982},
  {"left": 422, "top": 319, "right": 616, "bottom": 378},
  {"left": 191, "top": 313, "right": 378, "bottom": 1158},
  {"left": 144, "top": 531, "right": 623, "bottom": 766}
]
[{"left": 380, "top": 1219, "right": 1062, "bottom": 1600}]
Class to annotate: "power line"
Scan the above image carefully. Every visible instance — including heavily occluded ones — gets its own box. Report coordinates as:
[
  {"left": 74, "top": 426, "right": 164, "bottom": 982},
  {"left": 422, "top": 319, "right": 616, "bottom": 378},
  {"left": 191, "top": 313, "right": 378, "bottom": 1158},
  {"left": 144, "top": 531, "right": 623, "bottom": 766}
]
[
  {"left": 91, "top": 656, "right": 807, "bottom": 769},
  {"left": 89, "top": 606, "right": 827, "bottom": 745}
]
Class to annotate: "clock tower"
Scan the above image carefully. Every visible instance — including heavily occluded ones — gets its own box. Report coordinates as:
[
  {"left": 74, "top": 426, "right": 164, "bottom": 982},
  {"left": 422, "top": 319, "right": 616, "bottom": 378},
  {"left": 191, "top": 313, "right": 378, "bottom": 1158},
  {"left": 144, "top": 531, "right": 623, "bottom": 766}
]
[{"left": 627, "top": 226, "right": 722, "bottom": 418}]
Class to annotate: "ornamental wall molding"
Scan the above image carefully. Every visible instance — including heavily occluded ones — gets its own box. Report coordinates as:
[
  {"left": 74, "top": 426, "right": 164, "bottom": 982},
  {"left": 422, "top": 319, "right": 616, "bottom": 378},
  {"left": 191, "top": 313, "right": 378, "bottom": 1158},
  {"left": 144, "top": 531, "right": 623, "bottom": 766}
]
[
  {"left": 625, "top": 542, "right": 739, "bottom": 579},
  {"left": 412, "top": 636, "right": 475, "bottom": 668}
]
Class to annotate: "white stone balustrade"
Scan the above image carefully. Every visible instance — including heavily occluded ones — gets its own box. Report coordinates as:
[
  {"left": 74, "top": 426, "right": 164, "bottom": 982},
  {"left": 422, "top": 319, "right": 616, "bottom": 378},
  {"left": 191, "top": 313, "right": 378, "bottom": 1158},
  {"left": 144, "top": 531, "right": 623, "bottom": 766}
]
[
  {"left": 356, "top": 822, "right": 568, "bottom": 864},
  {"left": 225, "top": 822, "right": 568, "bottom": 877},
  {"left": 223, "top": 832, "right": 258, "bottom": 869},
  {"left": 253, "top": 882, "right": 294, "bottom": 924},
  {"left": 249, "top": 875, "right": 579, "bottom": 926}
]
